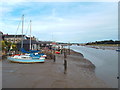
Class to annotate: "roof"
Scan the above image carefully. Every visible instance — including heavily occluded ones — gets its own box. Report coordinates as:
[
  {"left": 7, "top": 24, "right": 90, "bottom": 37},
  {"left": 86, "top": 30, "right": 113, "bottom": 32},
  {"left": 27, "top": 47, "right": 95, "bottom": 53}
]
[
  {"left": 17, "top": 40, "right": 39, "bottom": 44},
  {"left": 38, "top": 41, "right": 52, "bottom": 44},
  {"left": 17, "top": 40, "right": 55, "bottom": 45},
  {"left": 3, "top": 34, "right": 25, "bottom": 38}
]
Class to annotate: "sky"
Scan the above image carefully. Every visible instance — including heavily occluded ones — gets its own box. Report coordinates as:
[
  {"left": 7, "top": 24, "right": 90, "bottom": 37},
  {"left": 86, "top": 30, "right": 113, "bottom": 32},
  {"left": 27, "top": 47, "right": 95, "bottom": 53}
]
[{"left": 0, "top": 0, "right": 118, "bottom": 43}]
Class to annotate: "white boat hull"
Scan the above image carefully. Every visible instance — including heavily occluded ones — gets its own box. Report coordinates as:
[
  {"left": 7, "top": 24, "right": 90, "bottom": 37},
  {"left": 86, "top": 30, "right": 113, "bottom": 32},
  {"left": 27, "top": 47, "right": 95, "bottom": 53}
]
[{"left": 7, "top": 56, "right": 45, "bottom": 63}]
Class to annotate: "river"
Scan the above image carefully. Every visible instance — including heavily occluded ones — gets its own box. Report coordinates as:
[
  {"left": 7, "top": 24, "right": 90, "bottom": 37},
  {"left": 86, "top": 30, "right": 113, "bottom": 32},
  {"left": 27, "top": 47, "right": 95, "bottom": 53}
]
[{"left": 70, "top": 45, "right": 118, "bottom": 88}]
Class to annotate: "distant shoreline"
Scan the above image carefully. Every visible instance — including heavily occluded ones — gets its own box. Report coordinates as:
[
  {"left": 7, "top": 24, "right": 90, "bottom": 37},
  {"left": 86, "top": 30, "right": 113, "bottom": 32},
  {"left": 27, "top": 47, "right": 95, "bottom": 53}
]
[{"left": 83, "top": 45, "right": 119, "bottom": 50}]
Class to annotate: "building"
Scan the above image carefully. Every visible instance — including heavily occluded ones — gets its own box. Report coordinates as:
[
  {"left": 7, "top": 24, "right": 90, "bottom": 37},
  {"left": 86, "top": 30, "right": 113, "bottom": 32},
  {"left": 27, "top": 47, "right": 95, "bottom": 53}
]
[
  {"left": 17, "top": 40, "right": 54, "bottom": 51},
  {"left": 17, "top": 40, "right": 40, "bottom": 51},
  {"left": 38, "top": 41, "right": 61, "bottom": 50},
  {"left": 3, "top": 34, "right": 26, "bottom": 43},
  {"left": 26, "top": 36, "right": 37, "bottom": 40},
  {"left": 0, "top": 31, "right": 3, "bottom": 41},
  {"left": 38, "top": 41, "right": 52, "bottom": 48},
  {"left": 0, "top": 31, "right": 3, "bottom": 58}
]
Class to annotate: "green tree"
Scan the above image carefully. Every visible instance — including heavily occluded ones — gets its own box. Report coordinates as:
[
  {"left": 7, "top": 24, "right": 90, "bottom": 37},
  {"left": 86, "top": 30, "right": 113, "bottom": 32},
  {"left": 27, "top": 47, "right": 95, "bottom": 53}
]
[
  {"left": 2, "top": 40, "right": 7, "bottom": 51},
  {"left": 2, "top": 40, "right": 17, "bottom": 52}
]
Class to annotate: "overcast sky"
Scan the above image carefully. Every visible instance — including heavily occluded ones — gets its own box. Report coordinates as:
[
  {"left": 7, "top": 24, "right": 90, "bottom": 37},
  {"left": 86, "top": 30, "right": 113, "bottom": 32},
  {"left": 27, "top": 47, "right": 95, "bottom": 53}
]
[{"left": 0, "top": 1, "right": 118, "bottom": 43}]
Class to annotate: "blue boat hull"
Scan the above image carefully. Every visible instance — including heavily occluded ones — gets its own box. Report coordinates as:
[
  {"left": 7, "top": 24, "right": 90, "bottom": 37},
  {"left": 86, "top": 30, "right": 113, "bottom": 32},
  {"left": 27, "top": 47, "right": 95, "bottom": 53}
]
[{"left": 7, "top": 57, "right": 45, "bottom": 63}]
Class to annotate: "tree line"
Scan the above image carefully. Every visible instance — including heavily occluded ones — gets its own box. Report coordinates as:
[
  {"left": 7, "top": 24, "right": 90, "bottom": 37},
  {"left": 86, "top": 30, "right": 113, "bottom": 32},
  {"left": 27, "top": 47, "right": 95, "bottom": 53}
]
[{"left": 86, "top": 40, "right": 120, "bottom": 45}]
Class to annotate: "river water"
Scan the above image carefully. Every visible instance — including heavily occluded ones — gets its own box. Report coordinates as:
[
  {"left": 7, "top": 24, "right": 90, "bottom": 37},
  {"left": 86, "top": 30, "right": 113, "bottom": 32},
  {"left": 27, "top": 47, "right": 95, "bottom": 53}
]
[{"left": 70, "top": 45, "right": 118, "bottom": 88}]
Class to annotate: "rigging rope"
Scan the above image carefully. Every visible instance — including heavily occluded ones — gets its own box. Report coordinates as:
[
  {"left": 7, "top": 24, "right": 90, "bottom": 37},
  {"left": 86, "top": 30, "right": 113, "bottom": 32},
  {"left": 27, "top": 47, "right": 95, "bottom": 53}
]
[
  {"left": 8, "top": 18, "right": 22, "bottom": 53},
  {"left": 25, "top": 21, "right": 30, "bottom": 35}
]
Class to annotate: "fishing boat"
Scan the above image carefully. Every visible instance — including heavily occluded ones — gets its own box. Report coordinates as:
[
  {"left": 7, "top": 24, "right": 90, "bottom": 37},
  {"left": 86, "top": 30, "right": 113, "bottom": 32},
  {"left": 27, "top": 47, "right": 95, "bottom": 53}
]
[{"left": 7, "top": 15, "right": 46, "bottom": 63}]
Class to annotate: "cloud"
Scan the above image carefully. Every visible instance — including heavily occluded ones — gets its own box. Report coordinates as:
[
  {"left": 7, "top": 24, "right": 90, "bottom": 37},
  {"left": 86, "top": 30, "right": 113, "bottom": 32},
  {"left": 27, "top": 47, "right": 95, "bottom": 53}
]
[
  {"left": 1, "top": 0, "right": 119, "bottom": 2},
  {"left": 0, "top": 2, "right": 118, "bottom": 43}
]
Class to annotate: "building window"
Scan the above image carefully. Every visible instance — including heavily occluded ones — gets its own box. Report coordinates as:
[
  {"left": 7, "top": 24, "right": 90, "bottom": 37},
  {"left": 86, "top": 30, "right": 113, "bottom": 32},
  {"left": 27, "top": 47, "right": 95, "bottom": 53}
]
[{"left": 47, "top": 44, "right": 49, "bottom": 46}]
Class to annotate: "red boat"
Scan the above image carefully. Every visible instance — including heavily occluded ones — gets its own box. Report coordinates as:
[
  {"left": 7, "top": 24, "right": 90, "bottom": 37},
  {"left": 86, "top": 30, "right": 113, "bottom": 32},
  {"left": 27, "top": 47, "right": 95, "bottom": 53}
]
[{"left": 55, "top": 51, "right": 60, "bottom": 54}]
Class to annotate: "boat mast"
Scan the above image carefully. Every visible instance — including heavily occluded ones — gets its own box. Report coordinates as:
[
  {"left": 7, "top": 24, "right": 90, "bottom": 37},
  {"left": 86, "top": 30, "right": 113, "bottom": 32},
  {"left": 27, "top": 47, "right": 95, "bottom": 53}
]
[
  {"left": 21, "top": 15, "right": 24, "bottom": 48},
  {"left": 30, "top": 20, "right": 32, "bottom": 50}
]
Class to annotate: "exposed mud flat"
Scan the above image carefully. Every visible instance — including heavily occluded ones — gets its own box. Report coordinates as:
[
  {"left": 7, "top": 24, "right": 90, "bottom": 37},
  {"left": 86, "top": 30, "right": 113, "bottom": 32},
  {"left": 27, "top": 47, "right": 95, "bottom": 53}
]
[
  {"left": 85, "top": 45, "right": 118, "bottom": 50},
  {"left": 2, "top": 50, "right": 109, "bottom": 88}
]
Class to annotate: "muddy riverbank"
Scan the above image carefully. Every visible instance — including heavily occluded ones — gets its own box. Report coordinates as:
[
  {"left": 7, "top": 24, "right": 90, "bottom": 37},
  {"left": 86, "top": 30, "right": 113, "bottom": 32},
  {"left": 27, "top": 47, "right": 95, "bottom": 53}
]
[
  {"left": 2, "top": 50, "right": 108, "bottom": 88},
  {"left": 85, "top": 45, "right": 119, "bottom": 50},
  {"left": 70, "top": 46, "right": 118, "bottom": 88}
]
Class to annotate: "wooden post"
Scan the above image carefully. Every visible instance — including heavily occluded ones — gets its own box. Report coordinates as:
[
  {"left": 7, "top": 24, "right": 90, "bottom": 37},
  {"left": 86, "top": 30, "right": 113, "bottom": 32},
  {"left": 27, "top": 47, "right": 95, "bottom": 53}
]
[
  {"left": 61, "top": 45, "right": 63, "bottom": 54},
  {"left": 64, "top": 50, "right": 67, "bottom": 58},
  {"left": 62, "top": 49, "right": 64, "bottom": 54},
  {"left": 64, "top": 50, "right": 67, "bottom": 74},
  {"left": 53, "top": 54, "right": 56, "bottom": 62},
  {"left": 54, "top": 48, "right": 55, "bottom": 54},
  {"left": 68, "top": 43, "right": 70, "bottom": 55},
  {"left": 64, "top": 59, "right": 67, "bottom": 74},
  {"left": 50, "top": 54, "right": 53, "bottom": 59},
  {"left": 60, "top": 49, "right": 62, "bottom": 54},
  {"left": 69, "top": 46, "right": 70, "bottom": 55}
]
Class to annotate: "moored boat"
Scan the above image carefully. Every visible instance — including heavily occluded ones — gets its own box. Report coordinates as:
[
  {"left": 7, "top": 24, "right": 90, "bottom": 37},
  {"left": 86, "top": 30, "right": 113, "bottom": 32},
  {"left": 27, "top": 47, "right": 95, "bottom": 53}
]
[
  {"left": 7, "top": 52, "right": 46, "bottom": 63},
  {"left": 7, "top": 15, "right": 46, "bottom": 63},
  {"left": 116, "top": 49, "right": 120, "bottom": 52},
  {"left": 7, "top": 56, "right": 45, "bottom": 63}
]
